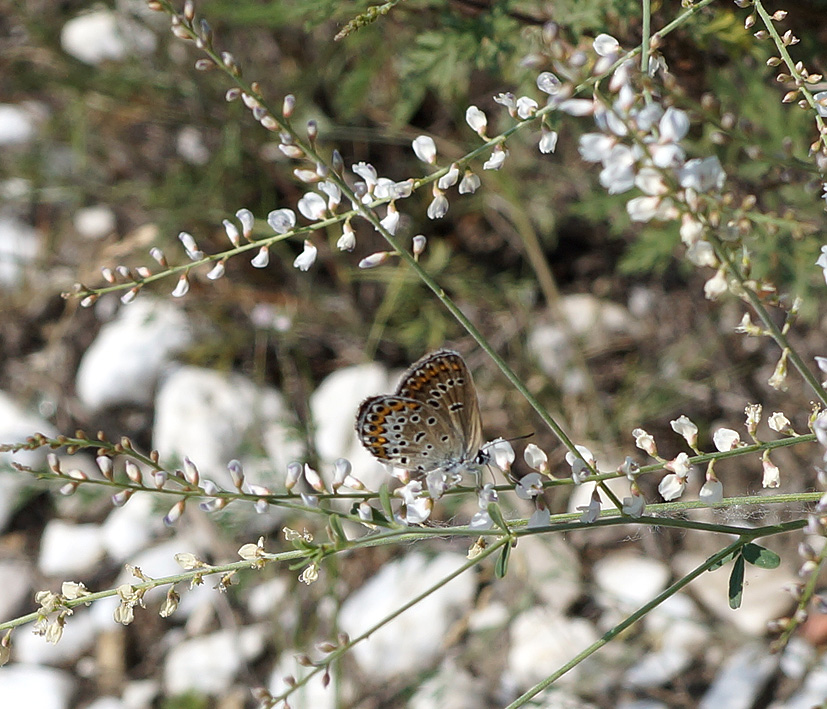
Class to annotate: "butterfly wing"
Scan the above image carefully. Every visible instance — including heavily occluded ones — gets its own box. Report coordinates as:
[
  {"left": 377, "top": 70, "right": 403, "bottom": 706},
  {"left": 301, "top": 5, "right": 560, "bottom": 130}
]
[
  {"left": 355, "top": 395, "right": 459, "bottom": 473},
  {"left": 395, "top": 349, "right": 483, "bottom": 461}
]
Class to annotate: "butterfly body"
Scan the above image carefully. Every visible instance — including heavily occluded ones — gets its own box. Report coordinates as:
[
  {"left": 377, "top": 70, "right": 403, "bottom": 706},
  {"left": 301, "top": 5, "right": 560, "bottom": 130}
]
[{"left": 355, "top": 349, "right": 484, "bottom": 477}]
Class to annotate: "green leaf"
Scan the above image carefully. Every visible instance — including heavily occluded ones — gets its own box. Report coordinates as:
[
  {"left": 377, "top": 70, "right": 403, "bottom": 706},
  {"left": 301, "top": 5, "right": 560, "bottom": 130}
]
[
  {"left": 742, "top": 543, "right": 781, "bottom": 569},
  {"left": 379, "top": 484, "right": 394, "bottom": 520},
  {"left": 487, "top": 503, "right": 510, "bottom": 534},
  {"left": 495, "top": 542, "right": 511, "bottom": 579},
  {"left": 728, "top": 554, "right": 745, "bottom": 609},
  {"left": 708, "top": 549, "right": 739, "bottom": 570},
  {"left": 328, "top": 514, "right": 346, "bottom": 544}
]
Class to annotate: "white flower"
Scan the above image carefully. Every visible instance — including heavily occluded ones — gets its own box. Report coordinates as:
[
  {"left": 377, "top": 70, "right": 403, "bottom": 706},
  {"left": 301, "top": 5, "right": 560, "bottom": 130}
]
[
  {"left": 618, "top": 456, "right": 640, "bottom": 480},
  {"left": 250, "top": 246, "right": 270, "bottom": 268},
  {"left": 816, "top": 355, "right": 827, "bottom": 373},
  {"left": 178, "top": 231, "right": 203, "bottom": 260},
  {"left": 713, "top": 428, "right": 741, "bottom": 452},
  {"left": 665, "top": 451, "right": 691, "bottom": 476},
  {"left": 658, "top": 107, "right": 690, "bottom": 143},
  {"left": 565, "top": 445, "right": 595, "bottom": 468},
  {"left": 593, "top": 33, "right": 620, "bottom": 56},
  {"left": 658, "top": 473, "right": 686, "bottom": 501},
  {"left": 814, "top": 91, "right": 827, "bottom": 118},
  {"left": 699, "top": 479, "right": 724, "bottom": 503},
  {"left": 632, "top": 428, "right": 657, "bottom": 457},
  {"left": 267, "top": 208, "right": 296, "bottom": 234},
  {"left": 403, "top": 496, "right": 433, "bottom": 524},
  {"left": 318, "top": 181, "right": 341, "bottom": 210},
  {"left": 559, "top": 99, "right": 595, "bottom": 116},
  {"left": 762, "top": 454, "right": 780, "bottom": 488},
  {"left": 578, "top": 133, "right": 615, "bottom": 163},
  {"left": 528, "top": 507, "right": 551, "bottom": 528},
  {"left": 678, "top": 157, "right": 725, "bottom": 192},
  {"left": 539, "top": 129, "right": 558, "bottom": 154},
  {"left": 680, "top": 214, "right": 704, "bottom": 245},
  {"left": 297, "top": 192, "right": 326, "bottom": 220},
  {"left": 171, "top": 274, "right": 189, "bottom": 298},
  {"left": 427, "top": 189, "right": 449, "bottom": 219},
  {"left": 577, "top": 488, "right": 602, "bottom": 523},
  {"left": 483, "top": 146, "right": 508, "bottom": 170},
  {"left": 380, "top": 203, "right": 400, "bottom": 233},
  {"left": 817, "top": 246, "right": 827, "bottom": 285},
  {"left": 487, "top": 438, "right": 515, "bottom": 472},
  {"left": 687, "top": 240, "right": 717, "bottom": 267},
  {"left": 293, "top": 240, "right": 317, "bottom": 271},
  {"left": 458, "top": 170, "right": 481, "bottom": 194},
  {"left": 412, "top": 135, "right": 437, "bottom": 164},
  {"left": 815, "top": 411, "right": 827, "bottom": 448},
  {"left": 351, "top": 162, "right": 378, "bottom": 189},
  {"left": 465, "top": 105, "right": 488, "bottom": 136},
  {"left": 768, "top": 412, "right": 791, "bottom": 433},
  {"left": 622, "top": 493, "right": 645, "bottom": 517},
  {"left": 303, "top": 464, "right": 326, "bottom": 493},
  {"left": 494, "top": 92, "right": 516, "bottom": 114},
  {"left": 438, "top": 163, "right": 460, "bottom": 189},
  {"left": 536, "top": 71, "right": 562, "bottom": 95},
  {"left": 524, "top": 443, "right": 549, "bottom": 473},
  {"left": 670, "top": 415, "right": 698, "bottom": 448},
  {"left": 515, "top": 472, "right": 544, "bottom": 500},
  {"left": 337, "top": 223, "right": 356, "bottom": 251},
  {"left": 516, "top": 96, "right": 538, "bottom": 119},
  {"left": 599, "top": 144, "right": 636, "bottom": 194},
  {"left": 704, "top": 269, "right": 728, "bottom": 300},
  {"left": 627, "top": 196, "right": 671, "bottom": 222},
  {"left": 469, "top": 510, "right": 493, "bottom": 530},
  {"left": 358, "top": 251, "right": 391, "bottom": 269}
]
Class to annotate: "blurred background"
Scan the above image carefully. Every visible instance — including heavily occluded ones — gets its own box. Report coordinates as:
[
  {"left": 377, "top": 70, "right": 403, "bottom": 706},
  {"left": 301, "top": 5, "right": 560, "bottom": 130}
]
[{"left": 2, "top": 0, "right": 827, "bottom": 707}]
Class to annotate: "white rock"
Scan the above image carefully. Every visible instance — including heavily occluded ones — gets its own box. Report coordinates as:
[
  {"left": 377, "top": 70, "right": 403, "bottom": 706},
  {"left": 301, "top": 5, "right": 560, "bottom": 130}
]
[
  {"left": 699, "top": 642, "right": 778, "bottom": 709},
  {"left": 410, "top": 661, "right": 486, "bottom": 709},
  {"left": 310, "top": 363, "right": 393, "bottom": 491},
  {"left": 154, "top": 366, "right": 302, "bottom": 487},
  {"left": 100, "top": 494, "right": 160, "bottom": 562},
  {"left": 73, "top": 205, "right": 116, "bottom": 240},
  {"left": 122, "top": 680, "right": 160, "bottom": 709},
  {"left": 86, "top": 698, "right": 125, "bottom": 709},
  {"left": 617, "top": 701, "right": 669, "bottom": 709},
  {"left": 247, "top": 576, "right": 291, "bottom": 619},
  {"left": 0, "top": 104, "right": 35, "bottom": 145},
  {"left": 337, "top": 553, "right": 476, "bottom": 679},
  {"left": 39, "top": 520, "right": 106, "bottom": 577},
  {"left": 76, "top": 299, "right": 192, "bottom": 412},
  {"left": 15, "top": 608, "right": 98, "bottom": 665},
  {"left": 643, "top": 594, "right": 708, "bottom": 658},
  {"left": 163, "top": 625, "right": 268, "bottom": 696},
  {"left": 0, "top": 391, "right": 59, "bottom": 530},
  {"left": 624, "top": 647, "right": 692, "bottom": 687},
  {"left": 176, "top": 126, "right": 210, "bottom": 166},
  {"left": 0, "top": 213, "right": 41, "bottom": 289},
  {"left": 593, "top": 553, "right": 671, "bottom": 610},
  {"left": 507, "top": 608, "right": 600, "bottom": 688},
  {"left": 467, "top": 601, "right": 510, "bottom": 631},
  {"left": 0, "top": 665, "right": 75, "bottom": 709},
  {"left": 0, "top": 561, "right": 34, "bottom": 622},
  {"left": 268, "top": 652, "right": 338, "bottom": 709},
  {"left": 771, "top": 657, "right": 827, "bottom": 709},
  {"left": 674, "top": 551, "right": 797, "bottom": 635},
  {"left": 528, "top": 294, "right": 641, "bottom": 395},
  {"left": 508, "top": 534, "right": 582, "bottom": 612},
  {"left": 779, "top": 636, "right": 816, "bottom": 680},
  {"left": 60, "top": 10, "right": 156, "bottom": 65}
]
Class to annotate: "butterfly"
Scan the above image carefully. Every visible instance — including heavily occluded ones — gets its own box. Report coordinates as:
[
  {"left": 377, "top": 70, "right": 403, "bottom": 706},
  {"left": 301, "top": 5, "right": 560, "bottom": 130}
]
[{"left": 355, "top": 349, "right": 485, "bottom": 480}]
